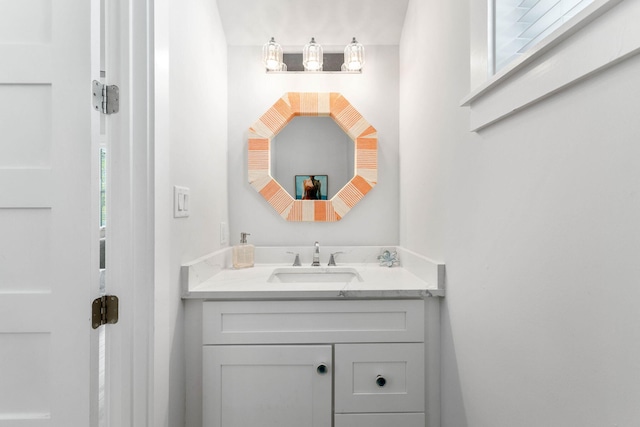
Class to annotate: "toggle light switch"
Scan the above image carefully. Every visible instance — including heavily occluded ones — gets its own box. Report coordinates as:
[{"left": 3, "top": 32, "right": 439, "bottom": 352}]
[{"left": 174, "top": 185, "right": 190, "bottom": 218}]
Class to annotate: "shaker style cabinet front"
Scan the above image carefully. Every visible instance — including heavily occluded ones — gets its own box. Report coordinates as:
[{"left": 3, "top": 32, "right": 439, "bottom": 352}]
[
  {"left": 200, "top": 299, "right": 429, "bottom": 427},
  {"left": 203, "top": 345, "right": 332, "bottom": 427}
]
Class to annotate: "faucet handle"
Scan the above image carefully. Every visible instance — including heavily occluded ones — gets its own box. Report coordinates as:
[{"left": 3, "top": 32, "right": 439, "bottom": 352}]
[
  {"left": 328, "top": 252, "right": 343, "bottom": 266},
  {"left": 286, "top": 251, "right": 301, "bottom": 266}
]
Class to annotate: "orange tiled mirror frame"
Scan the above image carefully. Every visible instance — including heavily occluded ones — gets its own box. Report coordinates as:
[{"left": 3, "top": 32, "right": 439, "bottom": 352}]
[{"left": 248, "top": 92, "right": 378, "bottom": 222}]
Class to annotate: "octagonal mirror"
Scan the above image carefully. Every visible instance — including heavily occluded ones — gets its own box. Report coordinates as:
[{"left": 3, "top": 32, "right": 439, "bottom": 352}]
[{"left": 248, "top": 92, "right": 378, "bottom": 222}]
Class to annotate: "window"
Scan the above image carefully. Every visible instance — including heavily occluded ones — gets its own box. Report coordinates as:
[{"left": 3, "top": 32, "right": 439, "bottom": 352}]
[
  {"left": 493, "top": 0, "right": 594, "bottom": 73},
  {"left": 463, "top": 0, "right": 627, "bottom": 131}
]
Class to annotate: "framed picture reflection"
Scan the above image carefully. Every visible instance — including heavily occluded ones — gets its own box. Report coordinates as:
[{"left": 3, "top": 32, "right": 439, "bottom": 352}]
[{"left": 295, "top": 175, "right": 328, "bottom": 200}]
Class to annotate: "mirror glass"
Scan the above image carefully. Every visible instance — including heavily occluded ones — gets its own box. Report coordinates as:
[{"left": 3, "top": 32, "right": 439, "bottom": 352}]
[{"left": 271, "top": 117, "right": 354, "bottom": 200}]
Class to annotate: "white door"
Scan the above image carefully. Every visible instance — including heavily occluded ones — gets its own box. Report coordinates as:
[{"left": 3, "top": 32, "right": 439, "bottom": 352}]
[
  {"left": 203, "top": 345, "right": 333, "bottom": 427},
  {"left": 0, "top": 1, "right": 100, "bottom": 426}
]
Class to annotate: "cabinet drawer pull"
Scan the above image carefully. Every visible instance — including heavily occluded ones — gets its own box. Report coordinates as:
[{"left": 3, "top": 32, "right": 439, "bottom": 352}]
[
  {"left": 316, "top": 363, "right": 328, "bottom": 375},
  {"left": 376, "top": 375, "right": 386, "bottom": 387}
]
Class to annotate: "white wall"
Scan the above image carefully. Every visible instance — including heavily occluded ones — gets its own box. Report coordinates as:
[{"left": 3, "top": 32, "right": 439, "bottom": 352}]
[
  {"left": 154, "top": 0, "right": 228, "bottom": 425},
  {"left": 227, "top": 45, "right": 399, "bottom": 246},
  {"left": 400, "top": 1, "right": 640, "bottom": 426}
]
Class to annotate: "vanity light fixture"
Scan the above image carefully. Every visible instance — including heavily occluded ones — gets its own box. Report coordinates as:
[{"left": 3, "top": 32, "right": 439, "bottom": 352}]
[
  {"left": 262, "top": 37, "right": 285, "bottom": 71},
  {"left": 302, "top": 37, "right": 323, "bottom": 71},
  {"left": 342, "top": 37, "right": 365, "bottom": 71}
]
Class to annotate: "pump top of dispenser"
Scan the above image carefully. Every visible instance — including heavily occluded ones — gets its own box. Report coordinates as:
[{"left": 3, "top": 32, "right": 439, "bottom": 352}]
[{"left": 240, "top": 232, "right": 250, "bottom": 244}]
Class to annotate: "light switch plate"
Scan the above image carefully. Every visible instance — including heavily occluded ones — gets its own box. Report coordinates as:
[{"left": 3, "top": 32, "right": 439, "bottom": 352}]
[{"left": 174, "top": 186, "right": 190, "bottom": 218}]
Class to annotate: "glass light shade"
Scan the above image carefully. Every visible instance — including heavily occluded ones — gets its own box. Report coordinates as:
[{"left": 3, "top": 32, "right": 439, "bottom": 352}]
[
  {"left": 303, "top": 37, "right": 323, "bottom": 71},
  {"left": 343, "top": 37, "right": 365, "bottom": 71},
  {"left": 262, "top": 37, "right": 283, "bottom": 71}
]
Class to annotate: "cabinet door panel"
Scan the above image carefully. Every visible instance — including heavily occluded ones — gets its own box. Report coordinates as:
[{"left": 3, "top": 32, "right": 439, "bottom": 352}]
[
  {"left": 335, "top": 343, "right": 425, "bottom": 413},
  {"left": 204, "top": 345, "right": 332, "bottom": 427}
]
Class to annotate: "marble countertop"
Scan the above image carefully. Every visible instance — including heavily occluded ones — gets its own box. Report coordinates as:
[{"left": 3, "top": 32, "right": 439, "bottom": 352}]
[{"left": 181, "top": 246, "right": 445, "bottom": 300}]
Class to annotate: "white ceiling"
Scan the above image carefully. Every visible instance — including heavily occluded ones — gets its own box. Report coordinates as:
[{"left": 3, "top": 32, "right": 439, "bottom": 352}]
[{"left": 216, "top": 0, "right": 410, "bottom": 48}]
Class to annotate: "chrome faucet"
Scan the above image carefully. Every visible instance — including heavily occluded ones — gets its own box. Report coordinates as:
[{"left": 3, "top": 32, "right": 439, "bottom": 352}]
[{"left": 311, "top": 241, "right": 320, "bottom": 266}]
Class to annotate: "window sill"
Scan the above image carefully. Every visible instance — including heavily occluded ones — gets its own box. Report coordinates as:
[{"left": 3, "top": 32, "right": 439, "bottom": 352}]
[{"left": 461, "top": 0, "right": 634, "bottom": 132}]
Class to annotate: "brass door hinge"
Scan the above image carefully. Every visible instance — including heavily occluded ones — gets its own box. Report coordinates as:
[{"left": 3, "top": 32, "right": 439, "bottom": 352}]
[{"left": 92, "top": 295, "right": 119, "bottom": 329}]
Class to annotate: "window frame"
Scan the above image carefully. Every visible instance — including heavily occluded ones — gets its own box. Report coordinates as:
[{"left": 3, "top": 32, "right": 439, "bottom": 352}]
[{"left": 461, "top": 0, "right": 630, "bottom": 132}]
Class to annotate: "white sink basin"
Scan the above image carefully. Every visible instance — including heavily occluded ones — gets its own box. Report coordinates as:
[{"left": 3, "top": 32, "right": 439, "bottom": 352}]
[{"left": 268, "top": 267, "right": 363, "bottom": 283}]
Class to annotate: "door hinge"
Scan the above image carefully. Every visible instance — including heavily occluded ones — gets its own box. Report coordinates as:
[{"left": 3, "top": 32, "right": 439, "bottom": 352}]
[
  {"left": 92, "top": 295, "right": 119, "bottom": 329},
  {"left": 92, "top": 80, "right": 119, "bottom": 115}
]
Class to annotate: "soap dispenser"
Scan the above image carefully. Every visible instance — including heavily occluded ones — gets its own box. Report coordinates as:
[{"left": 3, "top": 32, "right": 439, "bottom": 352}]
[{"left": 233, "top": 232, "right": 255, "bottom": 269}]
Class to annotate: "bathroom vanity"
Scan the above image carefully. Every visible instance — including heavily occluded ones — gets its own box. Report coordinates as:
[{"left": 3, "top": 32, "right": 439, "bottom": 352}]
[{"left": 183, "top": 246, "right": 444, "bottom": 427}]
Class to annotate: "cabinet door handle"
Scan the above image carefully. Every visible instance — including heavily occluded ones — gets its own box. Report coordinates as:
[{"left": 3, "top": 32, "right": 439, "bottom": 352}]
[
  {"left": 376, "top": 375, "right": 386, "bottom": 387},
  {"left": 316, "top": 363, "right": 328, "bottom": 375}
]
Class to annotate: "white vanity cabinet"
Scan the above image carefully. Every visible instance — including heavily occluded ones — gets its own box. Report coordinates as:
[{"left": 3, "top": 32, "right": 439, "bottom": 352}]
[{"left": 193, "top": 299, "right": 435, "bottom": 427}]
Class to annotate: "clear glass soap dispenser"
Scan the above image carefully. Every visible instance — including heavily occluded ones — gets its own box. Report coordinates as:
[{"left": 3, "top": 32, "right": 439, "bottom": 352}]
[{"left": 232, "top": 232, "right": 254, "bottom": 269}]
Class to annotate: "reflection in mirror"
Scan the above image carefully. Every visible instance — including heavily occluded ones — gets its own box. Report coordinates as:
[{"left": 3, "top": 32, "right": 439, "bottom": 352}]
[{"left": 271, "top": 117, "right": 354, "bottom": 200}]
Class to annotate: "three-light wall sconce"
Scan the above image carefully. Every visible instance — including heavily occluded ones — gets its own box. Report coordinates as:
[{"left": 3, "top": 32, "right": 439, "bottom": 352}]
[{"left": 262, "top": 37, "right": 365, "bottom": 73}]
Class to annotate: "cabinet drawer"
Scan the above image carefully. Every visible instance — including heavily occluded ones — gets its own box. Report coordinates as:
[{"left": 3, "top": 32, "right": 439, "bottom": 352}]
[
  {"left": 335, "top": 413, "right": 425, "bottom": 427},
  {"left": 202, "top": 300, "right": 424, "bottom": 344},
  {"left": 334, "top": 343, "right": 425, "bottom": 414}
]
